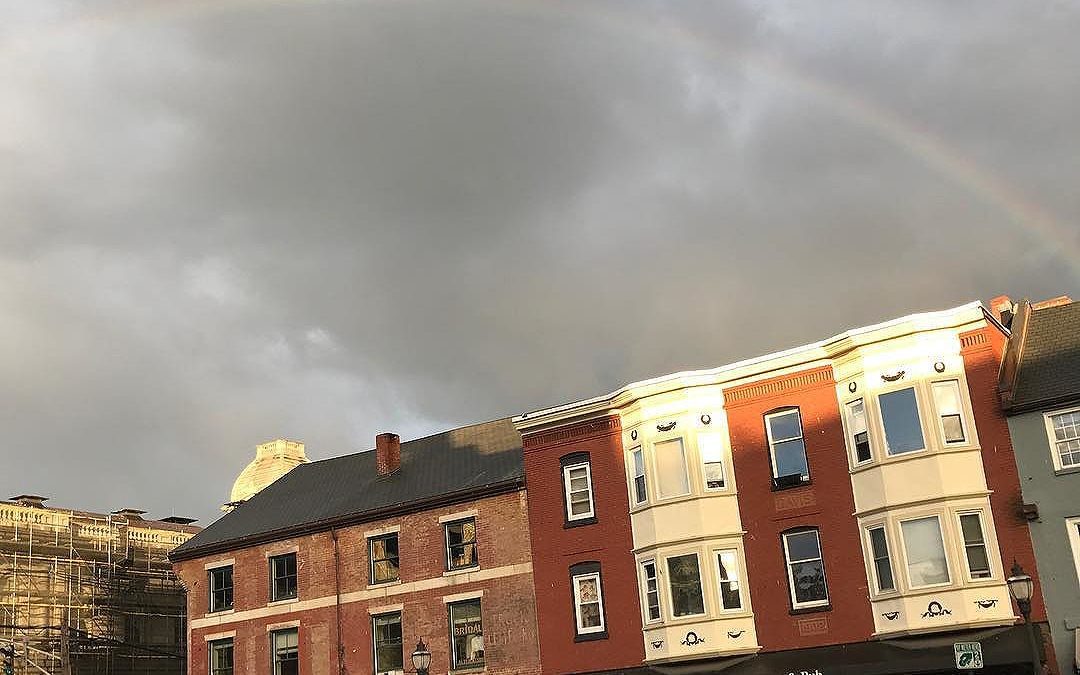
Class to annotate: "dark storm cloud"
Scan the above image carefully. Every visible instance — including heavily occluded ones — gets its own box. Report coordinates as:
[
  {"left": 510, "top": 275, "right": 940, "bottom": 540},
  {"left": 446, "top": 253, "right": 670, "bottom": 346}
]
[{"left": 1, "top": 0, "right": 1077, "bottom": 523}]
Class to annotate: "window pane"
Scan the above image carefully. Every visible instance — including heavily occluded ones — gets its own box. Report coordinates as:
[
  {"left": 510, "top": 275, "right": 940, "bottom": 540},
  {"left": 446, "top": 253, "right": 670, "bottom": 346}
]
[
  {"left": 901, "top": 517, "right": 950, "bottom": 586},
  {"left": 373, "top": 613, "right": 403, "bottom": 674},
  {"left": 631, "top": 448, "right": 647, "bottom": 503},
  {"left": 932, "top": 381, "right": 966, "bottom": 443},
  {"left": 1051, "top": 411, "right": 1080, "bottom": 468},
  {"left": 700, "top": 435, "right": 725, "bottom": 489},
  {"left": 880, "top": 388, "right": 925, "bottom": 455},
  {"left": 960, "top": 514, "right": 991, "bottom": 578},
  {"left": 271, "top": 554, "right": 297, "bottom": 601},
  {"left": 848, "top": 400, "right": 872, "bottom": 462},
  {"left": 716, "top": 550, "right": 742, "bottom": 610},
  {"left": 791, "top": 560, "right": 828, "bottom": 604},
  {"left": 785, "top": 530, "right": 821, "bottom": 562},
  {"left": 574, "top": 575, "right": 604, "bottom": 631},
  {"left": 210, "top": 640, "right": 233, "bottom": 675},
  {"left": 641, "top": 561, "right": 660, "bottom": 621},
  {"left": 655, "top": 439, "right": 690, "bottom": 497},
  {"left": 868, "top": 527, "right": 895, "bottom": 592},
  {"left": 371, "top": 535, "right": 400, "bottom": 583},
  {"left": 272, "top": 629, "right": 298, "bottom": 675},
  {"left": 768, "top": 410, "right": 802, "bottom": 442},
  {"left": 449, "top": 600, "right": 484, "bottom": 669},
  {"left": 666, "top": 554, "right": 705, "bottom": 617},
  {"left": 773, "top": 439, "right": 808, "bottom": 479}
]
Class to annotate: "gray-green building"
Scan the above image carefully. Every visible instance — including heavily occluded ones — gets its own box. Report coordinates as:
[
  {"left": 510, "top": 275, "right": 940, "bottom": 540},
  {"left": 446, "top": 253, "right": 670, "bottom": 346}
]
[{"left": 998, "top": 296, "right": 1080, "bottom": 675}]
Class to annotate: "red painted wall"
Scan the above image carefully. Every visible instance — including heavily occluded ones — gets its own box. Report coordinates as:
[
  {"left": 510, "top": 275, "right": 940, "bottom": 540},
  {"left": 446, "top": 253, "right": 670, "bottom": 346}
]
[
  {"left": 521, "top": 416, "right": 646, "bottom": 675},
  {"left": 724, "top": 366, "right": 875, "bottom": 652},
  {"left": 175, "top": 489, "right": 540, "bottom": 675}
]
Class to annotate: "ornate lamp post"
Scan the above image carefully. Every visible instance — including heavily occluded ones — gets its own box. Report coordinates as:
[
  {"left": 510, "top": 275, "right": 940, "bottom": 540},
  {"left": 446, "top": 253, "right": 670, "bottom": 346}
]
[
  {"left": 1006, "top": 561, "right": 1042, "bottom": 674},
  {"left": 410, "top": 638, "right": 432, "bottom": 675}
]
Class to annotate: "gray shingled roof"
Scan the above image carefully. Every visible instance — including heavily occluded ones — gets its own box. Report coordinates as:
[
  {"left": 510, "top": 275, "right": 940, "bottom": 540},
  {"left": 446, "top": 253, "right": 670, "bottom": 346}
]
[
  {"left": 171, "top": 418, "right": 523, "bottom": 561},
  {"left": 1011, "top": 300, "right": 1080, "bottom": 410}
]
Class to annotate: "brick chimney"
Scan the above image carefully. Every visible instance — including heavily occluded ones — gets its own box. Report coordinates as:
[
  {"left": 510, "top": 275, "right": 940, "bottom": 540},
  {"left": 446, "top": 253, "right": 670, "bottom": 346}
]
[
  {"left": 376, "top": 433, "right": 401, "bottom": 476},
  {"left": 989, "top": 295, "right": 1015, "bottom": 328}
]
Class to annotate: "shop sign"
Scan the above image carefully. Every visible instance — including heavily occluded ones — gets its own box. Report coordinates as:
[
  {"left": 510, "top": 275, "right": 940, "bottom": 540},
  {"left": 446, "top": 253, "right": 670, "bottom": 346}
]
[{"left": 953, "top": 641, "right": 983, "bottom": 669}]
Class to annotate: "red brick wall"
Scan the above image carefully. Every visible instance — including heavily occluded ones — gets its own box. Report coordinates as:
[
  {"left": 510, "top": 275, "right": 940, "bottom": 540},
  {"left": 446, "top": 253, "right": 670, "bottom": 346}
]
[
  {"left": 521, "top": 416, "right": 646, "bottom": 675},
  {"left": 175, "top": 489, "right": 540, "bottom": 675},
  {"left": 724, "top": 366, "right": 875, "bottom": 651}
]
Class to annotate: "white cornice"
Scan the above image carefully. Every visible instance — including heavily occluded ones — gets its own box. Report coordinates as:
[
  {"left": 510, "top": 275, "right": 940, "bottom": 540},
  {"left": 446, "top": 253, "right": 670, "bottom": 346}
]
[{"left": 515, "top": 302, "right": 998, "bottom": 433}]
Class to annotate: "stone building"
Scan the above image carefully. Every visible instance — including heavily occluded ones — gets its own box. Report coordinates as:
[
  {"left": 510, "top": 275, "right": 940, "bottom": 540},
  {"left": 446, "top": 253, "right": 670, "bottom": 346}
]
[
  {"left": 998, "top": 295, "right": 1080, "bottom": 675},
  {"left": 0, "top": 495, "right": 198, "bottom": 674},
  {"left": 170, "top": 420, "right": 541, "bottom": 675},
  {"left": 224, "top": 438, "right": 308, "bottom": 511}
]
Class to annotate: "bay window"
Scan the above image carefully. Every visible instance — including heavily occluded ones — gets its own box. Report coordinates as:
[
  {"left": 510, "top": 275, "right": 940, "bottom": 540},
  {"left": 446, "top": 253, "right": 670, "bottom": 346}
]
[
  {"left": 958, "top": 512, "right": 992, "bottom": 579},
  {"left": 640, "top": 560, "right": 661, "bottom": 623},
  {"left": 700, "top": 435, "right": 726, "bottom": 490},
  {"left": 665, "top": 553, "right": 705, "bottom": 617},
  {"left": 654, "top": 438, "right": 690, "bottom": 498},
  {"left": 715, "top": 549, "right": 742, "bottom": 611},
  {"left": 866, "top": 526, "right": 895, "bottom": 592},
  {"left": 631, "top": 447, "right": 647, "bottom": 504},
  {"left": 931, "top": 380, "right": 967, "bottom": 444},
  {"left": 879, "top": 387, "right": 925, "bottom": 455},
  {"left": 846, "top": 399, "right": 872, "bottom": 464}
]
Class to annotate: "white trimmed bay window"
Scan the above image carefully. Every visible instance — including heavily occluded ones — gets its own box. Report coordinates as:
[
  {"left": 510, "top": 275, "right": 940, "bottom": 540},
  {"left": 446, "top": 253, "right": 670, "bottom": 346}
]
[
  {"left": 879, "top": 387, "right": 926, "bottom": 456},
  {"left": 665, "top": 553, "right": 706, "bottom": 618},
  {"left": 654, "top": 438, "right": 691, "bottom": 499},
  {"left": 900, "top": 516, "right": 950, "bottom": 588}
]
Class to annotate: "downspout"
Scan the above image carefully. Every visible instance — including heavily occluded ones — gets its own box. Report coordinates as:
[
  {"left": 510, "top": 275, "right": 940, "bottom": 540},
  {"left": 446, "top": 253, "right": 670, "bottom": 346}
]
[{"left": 331, "top": 528, "right": 346, "bottom": 674}]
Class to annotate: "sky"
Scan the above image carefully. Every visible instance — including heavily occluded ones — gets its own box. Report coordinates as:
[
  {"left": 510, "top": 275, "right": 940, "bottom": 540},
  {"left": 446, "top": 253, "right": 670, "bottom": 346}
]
[{"left": 1, "top": 0, "right": 1077, "bottom": 525}]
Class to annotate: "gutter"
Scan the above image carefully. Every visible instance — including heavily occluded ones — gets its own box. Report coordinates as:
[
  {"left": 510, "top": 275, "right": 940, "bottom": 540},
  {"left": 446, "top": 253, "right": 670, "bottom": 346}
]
[{"left": 169, "top": 477, "right": 524, "bottom": 562}]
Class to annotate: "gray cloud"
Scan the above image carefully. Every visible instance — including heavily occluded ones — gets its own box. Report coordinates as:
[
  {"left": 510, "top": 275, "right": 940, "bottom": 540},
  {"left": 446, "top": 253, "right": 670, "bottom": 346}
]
[{"left": 1, "top": 0, "right": 1077, "bottom": 523}]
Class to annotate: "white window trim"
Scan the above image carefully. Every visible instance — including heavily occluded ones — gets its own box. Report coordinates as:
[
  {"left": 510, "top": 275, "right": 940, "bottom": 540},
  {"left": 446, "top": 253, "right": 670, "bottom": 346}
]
[
  {"left": 629, "top": 446, "right": 648, "bottom": 506},
  {"left": 877, "top": 384, "right": 928, "bottom": 457},
  {"left": 699, "top": 435, "right": 728, "bottom": 493},
  {"left": 208, "top": 636, "right": 233, "bottom": 675},
  {"left": 563, "top": 462, "right": 596, "bottom": 521},
  {"left": 639, "top": 559, "right": 662, "bottom": 624},
  {"left": 764, "top": 409, "right": 809, "bottom": 481},
  {"left": 713, "top": 548, "right": 743, "bottom": 612},
  {"left": 864, "top": 524, "right": 896, "bottom": 595},
  {"left": 845, "top": 398, "right": 874, "bottom": 467},
  {"left": 930, "top": 379, "right": 969, "bottom": 446},
  {"left": 572, "top": 572, "right": 606, "bottom": 635},
  {"left": 1066, "top": 517, "right": 1080, "bottom": 589},
  {"left": 663, "top": 552, "right": 708, "bottom": 620},
  {"left": 782, "top": 530, "right": 829, "bottom": 609},
  {"left": 1044, "top": 405, "right": 1080, "bottom": 472},
  {"left": 372, "top": 611, "right": 404, "bottom": 675},
  {"left": 898, "top": 514, "right": 953, "bottom": 590},
  {"left": 956, "top": 510, "right": 994, "bottom": 581},
  {"left": 652, "top": 437, "right": 692, "bottom": 500}
]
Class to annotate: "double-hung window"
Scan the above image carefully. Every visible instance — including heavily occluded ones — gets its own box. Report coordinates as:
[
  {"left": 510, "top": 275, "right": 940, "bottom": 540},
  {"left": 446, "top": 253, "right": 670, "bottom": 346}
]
[
  {"left": 373, "top": 612, "right": 403, "bottom": 675},
  {"left": 269, "top": 553, "right": 297, "bottom": 601},
  {"left": 369, "top": 534, "right": 400, "bottom": 584},
  {"left": 879, "top": 387, "right": 925, "bottom": 455},
  {"left": 866, "top": 526, "right": 895, "bottom": 592},
  {"left": 958, "top": 512, "right": 992, "bottom": 579},
  {"left": 570, "top": 564, "right": 605, "bottom": 636},
  {"left": 631, "top": 447, "right": 647, "bottom": 504},
  {"left": 208, "top": 638, "right": 233, "bottom": 675},
  {"left": 654, "top": 438, "right": 690, "bottom": 498},
  {"left": 640, "top": 560, "right": 661, "bottom": 623},
  {"left": 700, "top": 435, "right": 725, "bottom": 490},
  {"left": 445, "top": 518, "right": 478, "bottom": 571},
  {"left": 208, "top": 565, "right": 233, "bottom": 613},
  {"left": 665, "top": 553, "right": 705, "bottom": 618},
  {"left": 782, "top": 529, "right": 828, "bottom": 608},
  {"left": 715, "top": 549, "right": 742, "bottom": 611},
  {"left": 448, "top": 599, "right": 484, "bottom": 670},
  {"left": 271, "top": 628, "right": 298, "bottom": 675},
  {"left": 846, "top": 399, "right": 872, "bottom": 464},
  {"left": 900, "top": 516, "right": 950, "bottom": 587},
  {"left": 1067, "top": 518, "right": 1080, "bottom": 588},
  {"left": 562, "top": 459, "right": 596, "bottom": 522},
  {"left": 765, "top": 409, "right": 809, "bottom": 486},
  {"left": 1047, "top": 408, "right": 1080, "bottom": 470},
  {"left": 931, "top": 380, "right": 967, "bottom": 444}
]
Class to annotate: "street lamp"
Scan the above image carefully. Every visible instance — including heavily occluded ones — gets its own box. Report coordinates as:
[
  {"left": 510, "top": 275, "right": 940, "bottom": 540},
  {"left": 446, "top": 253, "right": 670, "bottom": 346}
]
[
  {"left": 1006, "top": 561, "right": 1042, "bottom": 674},
  {"left": 410, "top": 638, "right": 431, "bottom": 675}
]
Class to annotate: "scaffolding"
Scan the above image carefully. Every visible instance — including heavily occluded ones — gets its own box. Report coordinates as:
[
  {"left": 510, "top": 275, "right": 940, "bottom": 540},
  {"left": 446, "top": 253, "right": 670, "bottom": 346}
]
[{"left": 0, "top": 497, "right": 198, "bottom": 675}]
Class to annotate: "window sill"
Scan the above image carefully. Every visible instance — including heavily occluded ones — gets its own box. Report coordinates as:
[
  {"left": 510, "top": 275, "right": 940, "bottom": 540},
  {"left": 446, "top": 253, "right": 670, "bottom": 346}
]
[
  {"left": 789, "top": 603, "right": 831, "bottom": 616},
  {"left": 449, "top": 667, "right": 485, "bottom": 674},
  {"left": 564, "top": 516, "right": 598, "bottom": 529},
  {"left": 1053, "top": 465, "right": 1080, "bottom": 476},
  {"left": 771, "top": 478, "right": 812, "bottom": 492},
  {"left": 207, "top": 607, "right": 234, "bottom": 616},
  {"left": 367, "top": 579, "right": 402, "bottom": 590},
  {"left": 574, "top": 630, "right": 609, "bottom": 642},
  {"left": 443, "top": 565, "right": 480, "bottom": 577},
  {"left": 267, "top": 597, "right": 298, "bottom": 607}
]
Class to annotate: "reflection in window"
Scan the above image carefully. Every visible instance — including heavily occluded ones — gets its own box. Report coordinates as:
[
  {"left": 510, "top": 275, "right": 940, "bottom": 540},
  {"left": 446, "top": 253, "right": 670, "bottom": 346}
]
[
  {"left": 370, "top": 534, "right": 400, "bottom": 584},
  {"left": 666, "top": 554, "right": 705, "bottom": 617},
  {"left": 572, "top": 572, "right": 605, "bottom": 634},
  {"left": 654, "top": 439, "right": 691, "bottom": 498},
  {"left": 901, "top": 516, "right": 950, "bottom": 587},
  {"left": 782, "top": 530, "right": 828, "bottom": 608},
  {"left": 716, "top": 550, "right": 742, "bottom": 610},
  {"left": 700, "top": 435, "right": 725, "bottom": 490},
  {"left": 448, "top": 600, "right": 484, "bottom": 670},
  {"left": 445, "top": 519, "right": 478, "bottom": 570},
  {"left": 766, "top": 409, "right": 809, "bottom": 482},
  {"left": 880, "top": 388, "right": 925, "bottom": 455},
  {"left": 932, "top": 380, "right": 966, "bottom": 443},
  {"left": 867, "top": 526, "right": 895, "bottom": 592}
]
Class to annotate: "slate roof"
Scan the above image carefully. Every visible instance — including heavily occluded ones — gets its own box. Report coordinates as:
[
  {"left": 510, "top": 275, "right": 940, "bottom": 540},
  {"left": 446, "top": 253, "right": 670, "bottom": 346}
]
[
  {"left": 171, "top": 418, "right": 523, "bottom": 561},
  {"left": 1008, "top": 299, "right": 1080, "bottom": 411}
]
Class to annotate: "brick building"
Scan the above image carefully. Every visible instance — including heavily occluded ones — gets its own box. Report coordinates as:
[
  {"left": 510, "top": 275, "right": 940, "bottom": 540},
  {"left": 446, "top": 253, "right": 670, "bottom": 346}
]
[
  {"left": 169, "top": 420, "right": 540, "bottom": 675},
  {"left": 516, "top": 302, "right": 1056, "bottom": 674}
]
